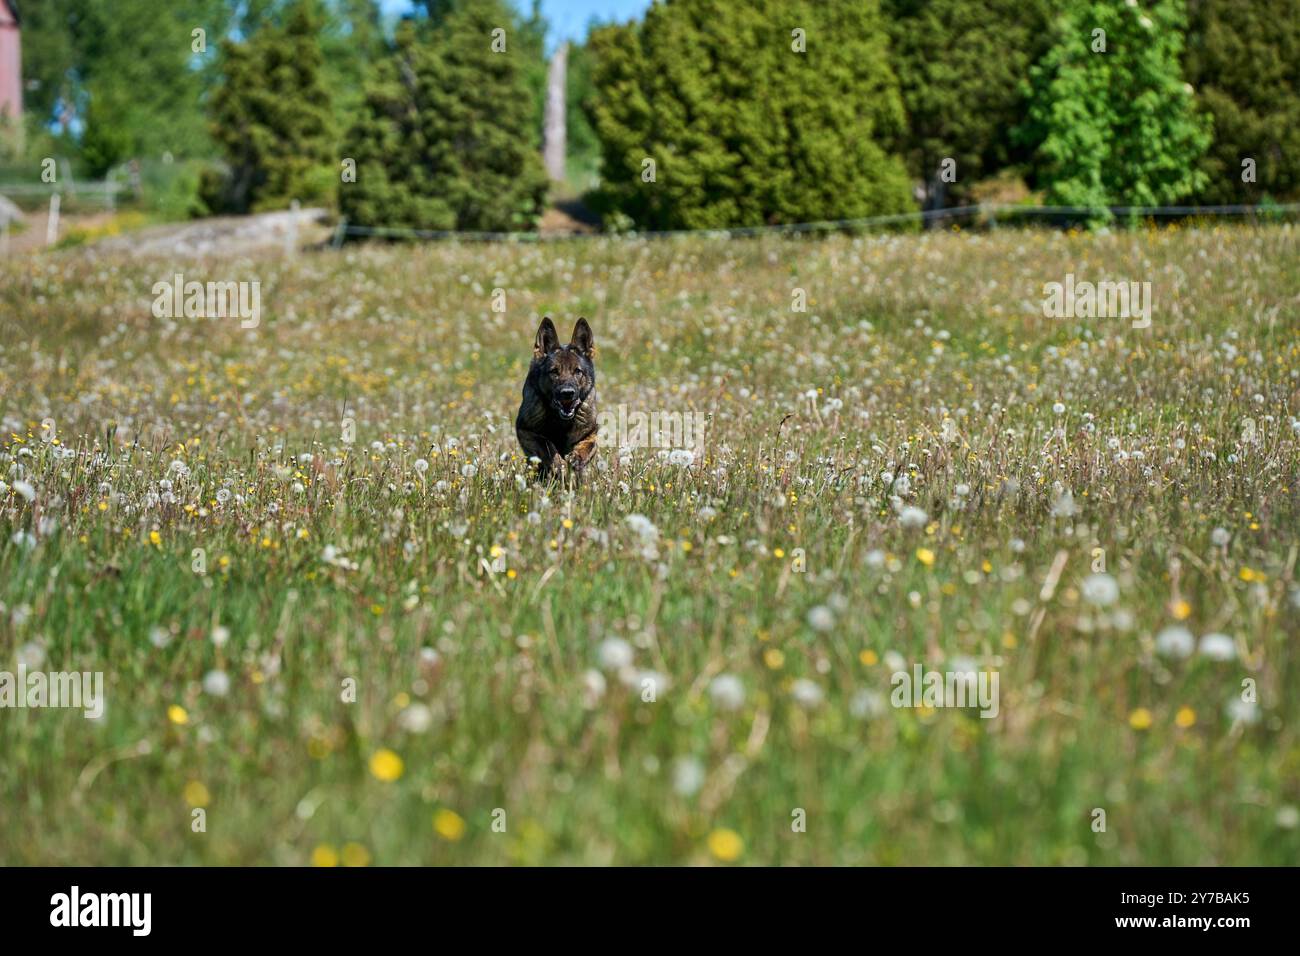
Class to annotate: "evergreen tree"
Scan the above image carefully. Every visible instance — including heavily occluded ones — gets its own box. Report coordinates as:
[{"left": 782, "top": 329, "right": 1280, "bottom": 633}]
[
  {"left": 203, "top": 0, "right": 337, "bottom": 213},
  {"left": 884, "top": 0, "right": 1055, "bottom": 208},
  {"left": 319, "top": 0, "right": 387, "bottom": 144},
  {"left": 1184, "top": 0, "right": 1300, "bottom": 203},
  {"left": 339, "top": 0, "right": 548, "bottom": 232},
  {"left": 586, "top": 0, "right": 914, "bottom": 230},
  {"left": 1020, "top": 0, "right": 1210, "bottom": 216}
]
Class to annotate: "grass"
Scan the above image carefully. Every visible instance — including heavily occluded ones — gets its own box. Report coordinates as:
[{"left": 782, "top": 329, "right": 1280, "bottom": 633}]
[{"left": 1, "top": 223, "right": 1298, "bottom": 865}]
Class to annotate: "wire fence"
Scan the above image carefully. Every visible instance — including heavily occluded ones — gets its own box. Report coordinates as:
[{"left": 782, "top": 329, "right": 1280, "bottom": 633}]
[
  {"left": 0, "top": 181, "right": 126, "bottom": 211},
  {"left": 331, "top": 201, "right": 1300, "bottom": 246}
]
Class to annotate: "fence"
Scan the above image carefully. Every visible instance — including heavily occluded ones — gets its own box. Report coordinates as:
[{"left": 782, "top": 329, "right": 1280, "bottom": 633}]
[
  {"left": 331, "top": 201, "right": 1300, "bottom": 246},
  {"left": 0, "top": 180, "right": 127, "bottom": 212}
]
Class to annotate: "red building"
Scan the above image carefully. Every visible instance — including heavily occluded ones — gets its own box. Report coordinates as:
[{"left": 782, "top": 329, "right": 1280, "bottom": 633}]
[{"left": 0, "top": 0, "right": 20, "bottom": 123}]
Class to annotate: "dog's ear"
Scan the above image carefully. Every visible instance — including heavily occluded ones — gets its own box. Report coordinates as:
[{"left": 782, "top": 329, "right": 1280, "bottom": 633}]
[
  {"left": 533, "top": 317, "right": 560, "bottom": 359},
  {"left": 569, "top": 317, "right": 594, "bottom": 358}
]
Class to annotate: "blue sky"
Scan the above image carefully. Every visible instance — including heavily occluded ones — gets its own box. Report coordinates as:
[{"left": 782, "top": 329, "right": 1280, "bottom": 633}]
[{"left": 378, "top": 0, "right": 654, "bottom": 47}]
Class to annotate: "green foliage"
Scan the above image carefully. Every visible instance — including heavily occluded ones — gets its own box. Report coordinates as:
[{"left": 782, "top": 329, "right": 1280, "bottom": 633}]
[
  {"left": 203, "top": 0, "right": 337, "bottom": 213},
  {"left": 20, "top": 0, "right": 228, "bottom": 163},
  {"left": 1184, "top": 0, "right": 1300, "bottom": 203},
  {"left": 564, "top": 41, "right": 602, "bottom": 193},
  {"left": 586, "top": 0, "right": 915, "bottom": 230},
  {"left": 884, "top": 0, "right": 1055, "bottom": 207},
  {"left": 339, "top": 0, "right": 549, "bottom": 232},
  {"left": 1021, "top": 0, "right": 1211, "bottom": 216},
  {"left": 80, "top": 92, "right": 134, "bottom": 179},
  {"left": 318, "top": 0, "right": 388, "bottom": 142}
]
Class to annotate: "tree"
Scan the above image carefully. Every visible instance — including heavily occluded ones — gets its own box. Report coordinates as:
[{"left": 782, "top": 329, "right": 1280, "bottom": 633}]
[
  {"left": 203, "top": 0, "right": 337, "bottom": 213},
  {"left": 586, "top": 0, "right": 914, "bottom": 230},
  {"left": 20, "top": 0, "right": 230, "bottom": 167},
  {"left": 1184, "top": 0, "right": 1300, "bottom": 203},
  {"left": 318, "top": 0, "right": 387, "bottom": 142},
  {"left": 1020, "top": 0, "right": 1211, "bottom": 216},
  {"left": 339, "top": 0, "right": 548, "bottom": 232},
  {"left": 884, "top": 0, "right": 1055, "bottom": 209}
]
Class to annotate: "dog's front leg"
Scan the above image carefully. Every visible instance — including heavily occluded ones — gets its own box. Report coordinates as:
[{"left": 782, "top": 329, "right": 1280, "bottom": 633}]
[
  {"left": 566, "top": 431, "right": 598, "bottom": 475},
  {"left": 517, "top": 427, "right": 559, "bottom": 479}
]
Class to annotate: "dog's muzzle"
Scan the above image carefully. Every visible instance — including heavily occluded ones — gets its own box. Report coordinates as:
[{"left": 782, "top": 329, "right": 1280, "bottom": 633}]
[{"left": 554, "top": 387, "right": 581, "bottom": 420}]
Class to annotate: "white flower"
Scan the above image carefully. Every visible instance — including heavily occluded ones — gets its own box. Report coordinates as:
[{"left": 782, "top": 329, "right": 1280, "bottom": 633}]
[
  {"left": 635, "top": 669, "right": 670, "bottom": 696},
  {"left": 625, "top": 513, "right": 659, "bottom": 541},
  {"left": 708, "top": 674, "right": 745, "bottom": 711},
  {"left": 672, "top": 757, "right": 705, "bottom": 796},
  {"left": 898, "top": 505, "right": 928, "bottom": 530},
  {"left": 1052, "top": 402, "right": 1065, "bottom": 415},
  {"left": 16, "top": 641, "right": 46, "bottom": 669},
  {"left": 413, "top": 458, "right": 429, "bottom": 473},
  {"left": 398, "top": 703, "right": 433, "bottom": 733},
  {"left": 1210, "top": 527, "right": 1231, "bottom": 547},
  {"left": 202, "top": 669, "right": 231, "bottom": 697},
  {"left": 459, "top": 463, "right": 477, "bottom": 478},
  {"left": 1198, "top": 632, "right": 1236, "bottom": 661},
  {"left": 1155, "top": 625, "right": 1194, "bottom": 659},
  {"left": 211, "top": 625, "right": 230, "bottom": 648},
  {"left": 1081, "top": 572, "right": 1119, "bottom": 607},
  {"left": 1226, "top": 698, "right": 1260, "bottom": 725},
  {"left": 12, "top": 480, "right": 35, "bottom": 502},
  {"left": 597, "top": 637, "right": 634, "bottom": 671},
  {"left": 864, "top": 549, "right": 886, "bottom": 569},
  {"left": 1276, "top": 806, "right": 1299, "bottom": 830},
  {"left": 322, "top": 546, "right": 358, "bottom": 571},
  {"left": 149, "top": 626, "right": 172, "bottom": 649},
  {"left": 1050, "top": 489, "right": 1078, "bottom": 518},
  {"left": 850, "top": 689, "right": 886, "bottom": 719},
  {"left": 667, "top": 449, "right": 695, "bottom": 467},
  {"left": 581, "top": 669, "right": 606, "bottom": 705},
  {"left": 806, "top": 605, "right": 835, "bottom": 632},
  {"left": 791, "top": 678, "right": 824, "bottom": 709}
]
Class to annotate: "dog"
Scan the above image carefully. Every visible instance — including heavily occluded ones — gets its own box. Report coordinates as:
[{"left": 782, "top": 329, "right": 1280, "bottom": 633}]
[{"left": 516, "top": 316, "right": 598, "bottom": 479}]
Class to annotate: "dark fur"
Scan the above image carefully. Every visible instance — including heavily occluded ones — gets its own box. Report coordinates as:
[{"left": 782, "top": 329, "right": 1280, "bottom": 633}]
[{"left": 516, "top": 317, "right": 598, "bottom": 479}]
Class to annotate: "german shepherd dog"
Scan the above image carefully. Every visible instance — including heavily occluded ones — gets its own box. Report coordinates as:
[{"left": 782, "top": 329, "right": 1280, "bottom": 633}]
[{"left": 516, "top": 317, "right": 598, "bottom": 479}]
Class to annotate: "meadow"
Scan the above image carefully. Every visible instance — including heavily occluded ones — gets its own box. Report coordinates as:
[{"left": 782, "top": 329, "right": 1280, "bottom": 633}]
[{"left": 0, "top": 223, "right": 1297, "bottom": 865}]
